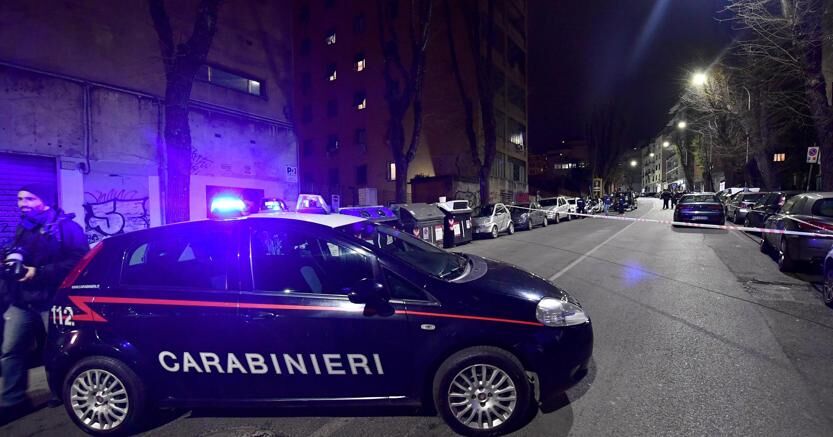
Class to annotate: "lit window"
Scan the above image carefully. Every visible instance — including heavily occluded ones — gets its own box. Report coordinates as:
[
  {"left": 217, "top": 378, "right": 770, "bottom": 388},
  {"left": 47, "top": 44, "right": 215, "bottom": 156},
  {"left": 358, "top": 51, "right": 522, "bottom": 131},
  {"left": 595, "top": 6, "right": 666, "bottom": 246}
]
[
  {"left": 387, "top": 162, "right": 396, "bottom": 181},
  {"left": 354, "top": 91, "right": 367, "bottom": 110},
  {"left": 327, "top": 135, "right": 339, "bottom": 153},
  {"left": 773, "top": 153, "right": 786, "bottom": 162},
  {"left": 326, "top": 30, "right": 336, "bottom": 45},
  {"left": 355, "top": 53, "right": 366, "bottom": 72},
  {"left": 327, "top": 63, "right": 337, "bottom": 81},
  {"left": 197, "top": 65, "right": 263, "bottom": 96}
]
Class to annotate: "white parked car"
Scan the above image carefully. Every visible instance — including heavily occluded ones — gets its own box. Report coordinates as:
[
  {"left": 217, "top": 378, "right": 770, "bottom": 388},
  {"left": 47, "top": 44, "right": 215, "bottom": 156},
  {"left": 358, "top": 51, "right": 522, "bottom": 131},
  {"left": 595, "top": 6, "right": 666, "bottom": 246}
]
[
  {"left": 539, "top": 197, "right": 572, "bottom": 223},
  {"left": 472, "top": 202, "right": 514, "bottom": 238}
]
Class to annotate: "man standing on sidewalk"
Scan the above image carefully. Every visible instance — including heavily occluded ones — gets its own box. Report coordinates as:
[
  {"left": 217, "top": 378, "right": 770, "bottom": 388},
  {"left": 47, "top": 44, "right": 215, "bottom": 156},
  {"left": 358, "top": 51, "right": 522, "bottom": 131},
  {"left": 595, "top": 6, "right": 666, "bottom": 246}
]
[
  {"left": 0, "top": 185, "right": 87, "bottom": 418},
  {"left": 661, "top": 189, "right": 671, "bottom": 209}
]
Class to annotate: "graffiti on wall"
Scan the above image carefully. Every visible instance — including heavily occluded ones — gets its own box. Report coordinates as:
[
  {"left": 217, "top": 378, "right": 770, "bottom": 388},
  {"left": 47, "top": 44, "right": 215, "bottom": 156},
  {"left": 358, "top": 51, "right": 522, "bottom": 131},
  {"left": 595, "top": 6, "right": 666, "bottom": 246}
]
[
  {"left": 191, "top": 147, "right": 214, "bottom": 175},
  {"left": 83, "top": 189, "right": 150, "bottom": 245}
]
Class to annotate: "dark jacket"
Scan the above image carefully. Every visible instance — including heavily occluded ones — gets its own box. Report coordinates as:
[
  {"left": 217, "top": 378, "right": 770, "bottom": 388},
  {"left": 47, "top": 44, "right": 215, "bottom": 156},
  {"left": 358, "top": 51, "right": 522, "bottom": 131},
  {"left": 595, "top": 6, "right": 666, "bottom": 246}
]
[{"left": 1, "top": 209, "right": 88, "bottom": 310}]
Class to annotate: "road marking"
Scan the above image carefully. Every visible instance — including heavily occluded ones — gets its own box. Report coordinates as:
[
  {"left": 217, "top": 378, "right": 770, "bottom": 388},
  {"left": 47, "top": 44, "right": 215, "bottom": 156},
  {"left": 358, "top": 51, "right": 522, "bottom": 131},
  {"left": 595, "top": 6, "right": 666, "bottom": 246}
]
[
  {"left": 308, "top": 418, "right": 353, "bottom": 437},
  {"left": 548, "top": 207, "right": 653, "bottom": 282}
]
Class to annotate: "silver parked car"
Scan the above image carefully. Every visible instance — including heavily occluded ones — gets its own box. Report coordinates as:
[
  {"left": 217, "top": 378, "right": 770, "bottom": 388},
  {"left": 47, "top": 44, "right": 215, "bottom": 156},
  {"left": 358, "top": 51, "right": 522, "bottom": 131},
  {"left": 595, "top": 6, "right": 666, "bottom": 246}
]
[
  {"left": 510, "top": 201, "right": 548, "bottom": 230},
  {"left": 726, "top": 192, "right": 766, "bottom": 224},
  {"left": 539, "top": 196, "right": 572, "bottom": 223},
  {"left": 472, "top": 202, "right": 514, "bottom": 238},
  {"left": 760, "top": 192, "right": 833, "bottom": 272}
]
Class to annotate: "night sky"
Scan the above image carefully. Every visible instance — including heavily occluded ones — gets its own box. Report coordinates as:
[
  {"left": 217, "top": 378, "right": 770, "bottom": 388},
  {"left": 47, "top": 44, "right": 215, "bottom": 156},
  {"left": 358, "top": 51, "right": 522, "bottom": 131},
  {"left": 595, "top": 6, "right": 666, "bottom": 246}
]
[{"left": 528, "top": 0, "right": 735, "bottom": 152}]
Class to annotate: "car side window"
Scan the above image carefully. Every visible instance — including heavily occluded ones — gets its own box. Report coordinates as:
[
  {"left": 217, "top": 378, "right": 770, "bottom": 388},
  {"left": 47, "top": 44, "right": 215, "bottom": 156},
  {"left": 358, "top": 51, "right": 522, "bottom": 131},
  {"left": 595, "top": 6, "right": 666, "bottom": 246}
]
[
  {"left": 251, "top": 224, "right": 374, "bottom": 295},
  {"left": 121, "top": 230, "right": 229, "bottom": 290},
  {"left": 384, "top": 269, "right": 429, "bottom": 301}
]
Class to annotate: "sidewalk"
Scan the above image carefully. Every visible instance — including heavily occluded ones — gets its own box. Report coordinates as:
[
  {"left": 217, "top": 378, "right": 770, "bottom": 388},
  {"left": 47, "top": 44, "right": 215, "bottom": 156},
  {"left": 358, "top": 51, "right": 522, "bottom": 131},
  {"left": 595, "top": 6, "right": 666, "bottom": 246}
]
[{"left": 0, "top": 366, "right": 53, "bottom": 425}]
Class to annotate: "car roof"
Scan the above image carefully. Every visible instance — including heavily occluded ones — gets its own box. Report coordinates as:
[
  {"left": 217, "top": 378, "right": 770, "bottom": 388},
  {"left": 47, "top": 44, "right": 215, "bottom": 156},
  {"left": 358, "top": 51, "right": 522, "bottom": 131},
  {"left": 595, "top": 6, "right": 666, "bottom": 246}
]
[{"left": 247, "top": 212, "right": 366, "bottom": 228}]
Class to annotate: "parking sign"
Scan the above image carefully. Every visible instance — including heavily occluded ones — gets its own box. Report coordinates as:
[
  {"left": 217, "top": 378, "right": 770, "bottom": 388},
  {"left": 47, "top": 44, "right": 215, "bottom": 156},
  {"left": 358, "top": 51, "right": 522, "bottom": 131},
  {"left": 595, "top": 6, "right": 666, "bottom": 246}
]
[{"left": 807, "top": 147, "right": 819, "bottom": 163}]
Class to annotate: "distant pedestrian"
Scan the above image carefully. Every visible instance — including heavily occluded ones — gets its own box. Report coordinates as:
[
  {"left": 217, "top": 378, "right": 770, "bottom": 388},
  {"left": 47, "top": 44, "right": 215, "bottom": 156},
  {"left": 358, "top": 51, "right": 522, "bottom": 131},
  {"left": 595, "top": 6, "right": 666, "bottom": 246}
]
[
  {"left": 661, "top": 190, "right": 671, "bottom": 209},
  {"left": 671, "top": 191, "right": 679, "bottom": 208},
  {"left": 576, "top": 197, "right": 586, "bottom": 217},
  {"left": 603, "top": 194, "right": 612, "bottom": 215}
]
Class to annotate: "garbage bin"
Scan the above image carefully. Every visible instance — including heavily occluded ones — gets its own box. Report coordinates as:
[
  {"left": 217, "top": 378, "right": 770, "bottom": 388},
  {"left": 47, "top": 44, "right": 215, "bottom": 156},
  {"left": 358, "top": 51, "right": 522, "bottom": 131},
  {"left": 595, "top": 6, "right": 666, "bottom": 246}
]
[
  {"left": 338, "top": 205, "right": 398, "bottom": 225},
  {"left": 391, "top": 203, "right": 445, "bottom": 247},
  {"left": 436, "top": 200, "right": 473, "bottom": 248}
]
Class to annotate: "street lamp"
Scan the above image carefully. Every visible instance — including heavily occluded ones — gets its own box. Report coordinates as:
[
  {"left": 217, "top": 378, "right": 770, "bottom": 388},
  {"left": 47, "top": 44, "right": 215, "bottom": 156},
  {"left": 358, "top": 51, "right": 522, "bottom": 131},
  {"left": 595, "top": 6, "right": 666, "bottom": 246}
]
[
  {"left": 630, "top": 160, "right": 637, "bottom": 167},
  {"left": 677, "top": 121, "right": 687, "bottom": 130},
  {"left": 691, "top": 71, "right": 708, "bottom": 87},
  {"left": 649, "top": 152, "right": 655, "bottom": 157},
  {"left": 662, "top": 141, "right": 670, "bottom": 148}
]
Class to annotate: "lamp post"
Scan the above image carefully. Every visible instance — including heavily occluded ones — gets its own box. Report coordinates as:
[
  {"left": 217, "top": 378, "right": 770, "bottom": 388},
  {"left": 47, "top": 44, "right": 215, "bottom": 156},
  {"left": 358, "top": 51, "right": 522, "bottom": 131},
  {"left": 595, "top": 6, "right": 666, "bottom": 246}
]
[
  {"left": 662, "top": 140, "right": 670, "bottom": 190},
  {"left": 741, "top": 86, "right": 752, "bottom": 187}
]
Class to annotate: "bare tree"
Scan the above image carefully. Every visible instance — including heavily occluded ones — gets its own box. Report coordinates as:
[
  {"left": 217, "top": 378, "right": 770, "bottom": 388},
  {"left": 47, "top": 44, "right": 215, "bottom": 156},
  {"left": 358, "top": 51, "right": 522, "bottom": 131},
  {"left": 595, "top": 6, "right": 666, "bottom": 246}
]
[
  {"left": 727, "top": 0, "right": 832, "bottom": 189},
  {"left": 378, "top": 0, "right": 433, "bottom": 203},
  {"left": 586, "top": 101, "right": 629, "bottom": 193},
  {"left": 445, "top": 0, "right": 497, "bottom": 206},
  {"left": 149, "top": 0, "right": 221, "bottom": 223}
]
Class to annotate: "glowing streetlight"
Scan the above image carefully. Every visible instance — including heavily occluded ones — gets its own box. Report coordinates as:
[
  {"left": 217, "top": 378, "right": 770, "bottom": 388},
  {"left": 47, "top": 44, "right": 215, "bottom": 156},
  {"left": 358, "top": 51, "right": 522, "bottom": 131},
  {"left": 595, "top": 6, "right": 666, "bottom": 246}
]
[
  {"left": 677, "top": 121, "right": 687, "bottom": 129},
  {"left": 649, "top": 152, "right": 655, "bottom": 157},
  {"left": 630, "top": 160, "right": 638, "bottom": 167},
  {"left": 691, "top": 71, "right": 708, "bottom": 87},
  {"left": 662, "top": 141, "right": 670, "bottom": 148}
]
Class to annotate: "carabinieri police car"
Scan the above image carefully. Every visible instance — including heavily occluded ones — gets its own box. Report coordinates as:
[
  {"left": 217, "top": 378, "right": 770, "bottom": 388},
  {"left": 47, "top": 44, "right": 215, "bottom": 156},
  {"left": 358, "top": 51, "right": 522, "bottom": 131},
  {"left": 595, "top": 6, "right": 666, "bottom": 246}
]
[{"left": 46, "top": 212, "right": 593, "bottom": 436}]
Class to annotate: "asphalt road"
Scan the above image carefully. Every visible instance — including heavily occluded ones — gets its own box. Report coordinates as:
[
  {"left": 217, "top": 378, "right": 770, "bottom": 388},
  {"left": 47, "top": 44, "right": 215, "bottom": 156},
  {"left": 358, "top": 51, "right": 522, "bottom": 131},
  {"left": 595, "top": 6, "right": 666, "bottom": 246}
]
[{"left": 3, "top": 198, "right": 832, "bottom": 436}]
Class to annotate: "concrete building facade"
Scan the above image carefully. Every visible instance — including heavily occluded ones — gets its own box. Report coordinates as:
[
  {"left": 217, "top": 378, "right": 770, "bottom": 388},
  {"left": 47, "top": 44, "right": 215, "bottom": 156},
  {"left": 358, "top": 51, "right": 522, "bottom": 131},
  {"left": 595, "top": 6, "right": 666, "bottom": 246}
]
[
  {"left": 0, "top": 0, "right": 297, "bottom": 245},
  {"left": 293, "top": 0, "right": 528, "bottom": 207}
]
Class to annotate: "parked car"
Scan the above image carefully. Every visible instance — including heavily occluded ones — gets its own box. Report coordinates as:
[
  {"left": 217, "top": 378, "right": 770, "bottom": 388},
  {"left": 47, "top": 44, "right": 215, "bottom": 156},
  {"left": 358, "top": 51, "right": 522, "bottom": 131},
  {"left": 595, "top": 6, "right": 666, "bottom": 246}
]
[
  {"left": 673, "top": 193, "right": 726, "bottom": 226},
  {"left": 823, "top": 246, "right": 833, "bottom": 307},
  {"left": 45, "top": 213, "right": 593, "bottom": 436},
  {"left": 726, "top": 192, "right": 767, "bottom": 224},
  {"left": 539, "top": 196, "right": 571, "bottom": 223},
  {"left": 744, "top": 191, "right": 803, "bottom": 231},
  {"left": 473, "top": 202, "right": 514, "bottom": 238},
  {"left": 717, "top": 187, "right": 760, "bottom": 204},
  {"left": 511, "top": 201, "right": 548, "bottom": 230},
  {"left": 760, "top": 192, "right": 833, "bottom": 272}
]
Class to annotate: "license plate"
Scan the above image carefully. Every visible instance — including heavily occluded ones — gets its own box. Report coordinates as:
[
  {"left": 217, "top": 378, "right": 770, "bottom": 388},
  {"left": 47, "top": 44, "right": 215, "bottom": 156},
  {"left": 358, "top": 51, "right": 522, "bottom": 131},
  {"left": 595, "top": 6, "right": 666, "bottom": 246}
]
[{"left": 692, "top": 216, "right": 708, "bottom": 221}]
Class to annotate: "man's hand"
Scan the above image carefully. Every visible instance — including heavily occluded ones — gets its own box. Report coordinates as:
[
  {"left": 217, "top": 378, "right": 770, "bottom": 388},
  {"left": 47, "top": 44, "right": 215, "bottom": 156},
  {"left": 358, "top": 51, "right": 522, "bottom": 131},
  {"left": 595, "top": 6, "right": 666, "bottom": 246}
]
[{"left": 18, "top": 266, "right": 36, "bottom": 282}]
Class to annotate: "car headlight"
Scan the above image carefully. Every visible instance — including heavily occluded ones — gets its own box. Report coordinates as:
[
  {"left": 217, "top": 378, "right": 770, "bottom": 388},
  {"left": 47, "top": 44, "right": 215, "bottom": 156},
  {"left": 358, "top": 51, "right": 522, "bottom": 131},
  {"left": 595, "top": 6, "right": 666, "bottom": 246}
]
[{"left": 536, "top": 297, "right": 589, "bottom": 327}]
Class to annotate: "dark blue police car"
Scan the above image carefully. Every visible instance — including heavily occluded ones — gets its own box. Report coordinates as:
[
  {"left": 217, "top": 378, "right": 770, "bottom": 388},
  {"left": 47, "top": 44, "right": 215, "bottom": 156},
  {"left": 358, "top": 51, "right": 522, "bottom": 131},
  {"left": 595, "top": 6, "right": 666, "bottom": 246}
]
[{"left": 46, "top": 212, "right": 592, "bottom": 436}]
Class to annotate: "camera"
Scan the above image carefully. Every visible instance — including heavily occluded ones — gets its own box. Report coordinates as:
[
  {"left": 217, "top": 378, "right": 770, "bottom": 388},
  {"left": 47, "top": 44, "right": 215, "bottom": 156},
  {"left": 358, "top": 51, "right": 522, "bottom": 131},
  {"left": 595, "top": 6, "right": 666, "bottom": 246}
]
[{"left": 1, "top": 247, "right": 26, "bottom": 281}]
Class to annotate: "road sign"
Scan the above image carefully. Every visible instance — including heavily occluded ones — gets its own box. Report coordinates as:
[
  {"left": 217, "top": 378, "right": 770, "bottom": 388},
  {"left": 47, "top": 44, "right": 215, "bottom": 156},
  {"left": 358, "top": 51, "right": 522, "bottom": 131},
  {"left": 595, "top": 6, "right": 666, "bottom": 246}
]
[
  {"left": 807, "top": 147, "right": 819, "bottom": 163},
  {"left": 285, "top": 166, "right": 298, "bottom": 182},
  {"left": 592, "top": 178, "right": 602, "bottom": 193}
]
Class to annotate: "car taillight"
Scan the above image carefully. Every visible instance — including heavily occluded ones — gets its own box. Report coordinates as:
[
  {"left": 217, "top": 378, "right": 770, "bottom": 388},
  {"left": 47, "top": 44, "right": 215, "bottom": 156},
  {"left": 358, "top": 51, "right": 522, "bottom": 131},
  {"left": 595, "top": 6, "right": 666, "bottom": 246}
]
[
  {"left": 60, "top": 242, "right": 105, "bottom": 289},
  {"left": 705, "top": 204, "right": 723, "bottom": 211}
]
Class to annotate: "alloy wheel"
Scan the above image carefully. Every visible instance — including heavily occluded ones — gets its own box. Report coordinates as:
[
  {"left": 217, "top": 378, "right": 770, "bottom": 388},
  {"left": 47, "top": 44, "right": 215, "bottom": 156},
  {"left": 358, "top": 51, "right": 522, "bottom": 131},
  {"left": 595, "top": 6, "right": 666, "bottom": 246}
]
[
  {"left": 70, "top": 369, "right": 129, "bottom": 431},
  {"left": 447, "top": 364, "right": 517, "bottom": 430}
]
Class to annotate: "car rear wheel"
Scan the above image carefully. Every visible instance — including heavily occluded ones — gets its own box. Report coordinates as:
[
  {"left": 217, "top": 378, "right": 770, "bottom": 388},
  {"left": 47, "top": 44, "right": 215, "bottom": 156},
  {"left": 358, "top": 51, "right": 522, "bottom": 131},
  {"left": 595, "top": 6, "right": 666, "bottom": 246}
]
[
  {"left": 778, "top": 238, "right": 795, "bottom": 272},
  {"left": 433, "top": 346, "right": 533, "bottom": 437},
  {"left": 490, "top": 226, "right": 499, "bottom": 239},
  {"left": 744, "top": 217, "right": 752, "bottom": 228},
  {"left": 555, "top": 213, "right": 560, "bottom": 224},
  {"left": 63, "top": 356, "right": 146, "bottom": 436},
  {"left": 507, "top": 223, "right": 515, "bottom": 235},
  {"left": 542, "top": 217, "right": 548, "bottom": 227},
  {"left": 824, "top": 266, "right": 833, "bottom": 308}
]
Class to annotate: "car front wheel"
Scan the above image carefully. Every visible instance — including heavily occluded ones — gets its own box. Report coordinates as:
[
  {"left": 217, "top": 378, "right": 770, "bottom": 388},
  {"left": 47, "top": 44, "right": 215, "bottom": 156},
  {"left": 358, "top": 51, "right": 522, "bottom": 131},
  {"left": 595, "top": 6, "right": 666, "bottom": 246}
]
[
  {"left": 490, "top": 226, "right": 499, "bottom": 239},
  {"left": 433, "top": 346, "right": 533, "bottom": 437},
  {"left": 542, "top": 217, "right": 548, "bottom": 227},
  {"left": 63, "top": 356, "right": 147, "bottom": 436},
  {"left": 778, "top": 238, "right": 795, "bottom": 272},
  {"left": 507, "top": 223, "right": 515, "bottom": 235}
]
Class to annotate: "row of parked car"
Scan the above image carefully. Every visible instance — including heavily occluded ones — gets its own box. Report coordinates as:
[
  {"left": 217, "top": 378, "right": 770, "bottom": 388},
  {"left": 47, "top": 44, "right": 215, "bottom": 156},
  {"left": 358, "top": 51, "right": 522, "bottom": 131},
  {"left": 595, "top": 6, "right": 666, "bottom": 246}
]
[
  {"left": 471, "top": 197, "right": 580, "bottom": 239},
  {"left": 718, "top": 189, "right": 833, "bottom": 307}
]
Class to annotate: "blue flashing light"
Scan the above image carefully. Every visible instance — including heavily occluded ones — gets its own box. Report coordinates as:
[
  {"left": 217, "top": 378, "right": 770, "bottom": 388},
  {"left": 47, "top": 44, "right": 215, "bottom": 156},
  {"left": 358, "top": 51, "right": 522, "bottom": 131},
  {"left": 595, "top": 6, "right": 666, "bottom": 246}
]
[{"left": 211, "top": 196, "right": 246, "bottom": 213}]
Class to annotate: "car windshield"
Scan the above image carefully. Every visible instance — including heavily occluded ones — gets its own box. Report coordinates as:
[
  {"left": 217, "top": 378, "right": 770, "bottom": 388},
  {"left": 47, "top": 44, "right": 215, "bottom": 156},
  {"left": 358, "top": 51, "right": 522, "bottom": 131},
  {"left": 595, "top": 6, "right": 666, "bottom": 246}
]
[
  {"left": 337, "top": 222, "right": 467, "bottom": 279},
  {"left": 539, "top": 198, "right": 558, "bottom": 207},
  {"left": 477, "top": 204, "right": 496, "bottom": 217},
  {"left": 812, "top": 198, "right": 833, "bottom": 218},
  {"left": 680, "top": 194, "right": 720, "bottom": 203}
]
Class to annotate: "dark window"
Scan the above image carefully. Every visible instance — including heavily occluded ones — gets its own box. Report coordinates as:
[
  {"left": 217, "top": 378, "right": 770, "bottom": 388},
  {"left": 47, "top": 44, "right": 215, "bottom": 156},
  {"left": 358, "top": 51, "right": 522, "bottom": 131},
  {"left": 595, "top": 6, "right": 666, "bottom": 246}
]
[
  {"left": 328, "top": 167, "right": 340, "bottom": 185},
  {"left": 196, "top": 65, "right": 262, "bottom": 96},
  {"left": 507, "top": 39, "right": 526, "bottom": 76},
  {"left": 302, "top": 105, "right": 312, "bottom": 123},
  {"left": 386, "top": 0, "right": 399, "bottom": 18},
  {"left": 812, "top": 198, "right": 833, "bottom": 218},
  {"left": 121, "top": 229, "right": 229, "bottom": 290},
  {"left": 251, "top": 224, "right": 374, "bottom": 295},
  {"left": 508, "top": 80, "right": 525, "bottom": 112},
  {"left": 355, "top": 128, "right": 367, "bottom": 148},
  {"left": 327, "top": 135, "right": 339, "bottom": 153},
  {"left": 353, "top": 14, "right": 366, "bottom": 33},
  {"left": 356, "top": 164, "right": 368, "bottom": 185},
  {"left": 493, "top": 70, "right": 505, "bottom": 105},
  {"left": 299, "top": 3, "right": 310, "bottom": 23},
  {"left": 384, "top": 270, "right": 429, "bottom": 301},
  {"left": 327, "top": 99, "right": 338, "bottom": 117},
  {"left": 301, "top": 72, "right": 311, "bottom": 95},
  {"left": 324, "top": 0, "right": 336, "bottom": 8},
  {"left": 300, "top": 38, "right": 311, "bottom": 56},
  {"left": 303, "top": 140, "right": 313, "bottom": 157}
]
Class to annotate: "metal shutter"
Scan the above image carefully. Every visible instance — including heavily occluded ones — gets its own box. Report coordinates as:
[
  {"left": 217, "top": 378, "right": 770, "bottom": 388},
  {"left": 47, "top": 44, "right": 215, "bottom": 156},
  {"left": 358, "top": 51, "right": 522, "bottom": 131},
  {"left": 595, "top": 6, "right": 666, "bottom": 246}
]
[{"left": 0, "top": 153, "right": 58, "bottom": 246}]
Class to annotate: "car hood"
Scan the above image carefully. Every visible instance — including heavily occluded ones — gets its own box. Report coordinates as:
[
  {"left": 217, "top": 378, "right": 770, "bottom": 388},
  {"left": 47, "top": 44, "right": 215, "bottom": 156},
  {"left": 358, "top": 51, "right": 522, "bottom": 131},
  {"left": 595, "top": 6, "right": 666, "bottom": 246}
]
[{"left": 456, "top": 255, "right": 570, "bottom": 303}]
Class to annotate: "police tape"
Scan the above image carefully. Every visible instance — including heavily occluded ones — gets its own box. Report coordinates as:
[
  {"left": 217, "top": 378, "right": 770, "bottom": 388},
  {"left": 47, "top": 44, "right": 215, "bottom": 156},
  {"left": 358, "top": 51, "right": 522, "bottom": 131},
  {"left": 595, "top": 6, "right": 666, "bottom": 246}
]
[{"left": 505, "top": 205, "right": 833, "bottom": 239}]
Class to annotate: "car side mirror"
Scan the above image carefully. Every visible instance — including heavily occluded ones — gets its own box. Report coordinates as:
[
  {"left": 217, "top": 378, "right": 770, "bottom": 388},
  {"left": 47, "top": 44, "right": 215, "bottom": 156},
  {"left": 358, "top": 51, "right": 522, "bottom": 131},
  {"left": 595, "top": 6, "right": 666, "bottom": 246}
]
[{"left": 348, "top": 278, "right": 390, "bottom": 305}]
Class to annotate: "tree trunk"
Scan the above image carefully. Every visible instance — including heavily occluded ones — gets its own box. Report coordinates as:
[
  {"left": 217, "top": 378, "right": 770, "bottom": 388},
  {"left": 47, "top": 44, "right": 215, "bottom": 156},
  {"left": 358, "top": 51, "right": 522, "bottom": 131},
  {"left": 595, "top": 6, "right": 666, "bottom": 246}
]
[
  {"left": 163, "top": 99, "right": 192, "bottom": 224},
  {"left": 395, "top": 155, "right": 409, "bottom": 203},
  {"left": 479, "top": 165, "right": 491, "bottom": 206}
]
